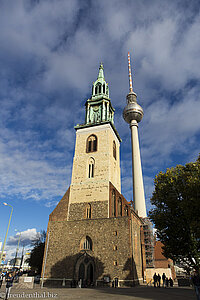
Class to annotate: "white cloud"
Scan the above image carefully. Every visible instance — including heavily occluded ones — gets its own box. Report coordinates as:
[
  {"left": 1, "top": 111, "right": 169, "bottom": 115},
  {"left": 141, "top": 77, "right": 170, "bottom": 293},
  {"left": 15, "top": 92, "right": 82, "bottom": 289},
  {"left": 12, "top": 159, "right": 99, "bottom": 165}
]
[
  {"left": 5, "top": 228, "right": 40, "bottom": 260},
  {"left": 7, "top": 228, "right": 39, "bottom": 246}
]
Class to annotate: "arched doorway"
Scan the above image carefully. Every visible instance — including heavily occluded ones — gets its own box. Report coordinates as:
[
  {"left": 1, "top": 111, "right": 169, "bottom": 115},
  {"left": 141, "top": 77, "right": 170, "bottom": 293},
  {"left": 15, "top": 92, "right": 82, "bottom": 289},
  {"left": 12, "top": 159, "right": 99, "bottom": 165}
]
[{"left": 75, "top": 253, "right": 95, "bottom": 287}]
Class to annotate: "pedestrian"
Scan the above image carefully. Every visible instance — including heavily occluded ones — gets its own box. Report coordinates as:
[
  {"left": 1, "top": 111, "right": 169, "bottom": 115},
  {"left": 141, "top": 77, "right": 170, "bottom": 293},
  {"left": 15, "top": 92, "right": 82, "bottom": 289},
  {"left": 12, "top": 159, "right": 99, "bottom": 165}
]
[
  {"left": 153, "top": 273, "right": 157, "bottom": 288},
  {"left": 162, "top": 273, "right": 166, "bottom": 287},
  {"left": 0, "top": 273, "right": 3, "bottom": 289},
  {"left": 169, "top": 277, "right": 173, "bottom": 287},
  {"left": 192, "top": 271, "right": 200, "bottom": 300},
  {"left": 165, "top": 277, "right": 169, "bottom": 288},
  {"left": 157, "top": 274, "right": 161, "bottom": 287},
  {"left": 5, "top": 273, "right": 14, "bottom": 300}
]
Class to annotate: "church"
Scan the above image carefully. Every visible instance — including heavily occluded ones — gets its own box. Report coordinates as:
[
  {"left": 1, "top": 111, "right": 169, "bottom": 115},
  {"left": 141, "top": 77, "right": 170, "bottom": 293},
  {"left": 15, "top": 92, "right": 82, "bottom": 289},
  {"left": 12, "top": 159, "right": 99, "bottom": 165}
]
[{"left": 42, "top": 63, "right": 147, "bottom": 287}]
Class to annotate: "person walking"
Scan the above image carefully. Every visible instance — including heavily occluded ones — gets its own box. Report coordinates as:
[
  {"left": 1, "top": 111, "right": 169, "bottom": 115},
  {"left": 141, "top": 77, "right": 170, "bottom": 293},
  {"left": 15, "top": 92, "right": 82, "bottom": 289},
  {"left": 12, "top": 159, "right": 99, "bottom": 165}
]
[
  {"left": 5, "top": 273, "right": 14, "bottom": 300},
  {"left": 157, "top": 274, "right": 161, "bottom": 287},
  {"left": 192, "top": 272, "right": 200, "bottom": 300},
  {"left": 162, "top": 273, "right": 166, "bottom": 287},
  {"left": 165, "top": 277, "right": 169, "bottom": 288},
  {"left": 169, "top": 277, "right": 173, "bottom": 287},
  {"left": 153, "top": 273, "right": 157, "bottom": 288},
  {"left": 0, "top": 273, "right": 3, "bottom": 289}
]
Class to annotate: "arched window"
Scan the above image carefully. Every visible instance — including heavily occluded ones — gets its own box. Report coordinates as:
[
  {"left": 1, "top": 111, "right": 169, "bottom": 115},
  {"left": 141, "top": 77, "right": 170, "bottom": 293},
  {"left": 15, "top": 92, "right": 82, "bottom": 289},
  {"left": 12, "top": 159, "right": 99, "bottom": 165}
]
[
  {"left": 95, "top": 86, "right": 98, "bottom": 95},
  {"left": 86, "top": 204, "right": 91, "bottom": 219},
  {"left": 118, "top": 198, "right": 122, "bottom": 216},
  {"left": 86, "top": 135, "right": 97, "bottom": 153},
  {"left": 80, "top": 236, "right": 92, "bottom": 251},
  {"left": 103, "top": 84, "right": 105, "bottom": 94},
  {"left": 113, "top": 141, "right": 116, "bottom": 160},
  {"left": 99, "top": 84, "right": 102, "bottom": 94},
  {"left": 112, "top": 190, "right": 116, "bottom": 217},
  {"left": 124, "top": 205, "right": 128, "bottom": 216},
  {"left": 88, "top": 157, "right": 95, "bottom": 178}
]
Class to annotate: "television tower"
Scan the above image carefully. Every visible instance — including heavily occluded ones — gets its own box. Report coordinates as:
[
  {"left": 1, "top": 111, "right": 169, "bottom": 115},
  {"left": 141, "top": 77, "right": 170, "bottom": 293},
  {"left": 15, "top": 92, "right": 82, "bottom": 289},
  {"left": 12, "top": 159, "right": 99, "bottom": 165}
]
[{"left": 123, "top": 52, "right": 147, "bottom": 218}]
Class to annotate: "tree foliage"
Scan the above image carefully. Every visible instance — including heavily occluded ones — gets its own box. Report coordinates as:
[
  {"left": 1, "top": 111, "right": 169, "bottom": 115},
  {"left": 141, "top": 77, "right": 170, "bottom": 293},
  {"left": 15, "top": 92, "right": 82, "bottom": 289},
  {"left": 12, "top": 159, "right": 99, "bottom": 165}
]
[
  {"left": 149, "top": 155, "right": 200, "bottom": 272},
  {"left": 27, "top": 230, "right": 46, "bottom": 274}
]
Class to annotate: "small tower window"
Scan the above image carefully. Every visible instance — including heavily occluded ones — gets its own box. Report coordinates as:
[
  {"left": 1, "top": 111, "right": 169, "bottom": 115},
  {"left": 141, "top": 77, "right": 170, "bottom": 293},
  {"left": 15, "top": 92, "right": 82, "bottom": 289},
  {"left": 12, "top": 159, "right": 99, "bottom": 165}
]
[
  {"left": 124, "top": 205, "right": 128, "bottom": 216},
  {"left": 112, "top": 189, "right": 116, "bottom": 217},
  {"left": 80, "top": 236, "right": 92, "bottom": 251},
  {"left": 103, "top": 84, "right": 105, "bottom": 94},
  {"left": 86, "top": 135, "right": 97, "bottom": 153},
  {"left": 95, "top": 86, "right": 98, "bottom": 95},
  {"left": 113, "top": 141, "right": 116, "bottom": 160},
  {"left": 118, "top": 198, "right": 122, "bottom": 216},
  {"left": 88, "top": 158, "right": 95, "bottom": 178},
  {"left": 86, "top": 204, "right": 91, "bottom": 219},
  {"left": 99, "top": 84, "right": 102, "bottom": 94}
]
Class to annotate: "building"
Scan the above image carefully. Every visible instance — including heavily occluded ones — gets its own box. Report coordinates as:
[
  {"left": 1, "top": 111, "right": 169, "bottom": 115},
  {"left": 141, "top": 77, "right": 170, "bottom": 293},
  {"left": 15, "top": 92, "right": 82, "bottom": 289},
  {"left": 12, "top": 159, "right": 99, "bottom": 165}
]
[
  {"left": 42, "top": 63, "right": 147, "bottom": 287},
  {"left": 9, "top": 252, "right": 30, "bottom": 270},
  {"left": 0, "top": 242, "right": 6, "bottom": 266},
  {"left": 145, "top": 241, "right": 175, "bottom": 282},
  {"left": 154, "top": 241, "right": 175, "bottom": 279}
]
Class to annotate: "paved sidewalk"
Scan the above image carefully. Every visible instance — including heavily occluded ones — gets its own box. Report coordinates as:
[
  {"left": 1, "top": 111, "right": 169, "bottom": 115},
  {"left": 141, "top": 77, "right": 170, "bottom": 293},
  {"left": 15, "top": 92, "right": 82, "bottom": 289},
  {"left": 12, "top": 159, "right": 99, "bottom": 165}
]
[{"left": 0, "top": 286, "right": 196, "bottom": 300}]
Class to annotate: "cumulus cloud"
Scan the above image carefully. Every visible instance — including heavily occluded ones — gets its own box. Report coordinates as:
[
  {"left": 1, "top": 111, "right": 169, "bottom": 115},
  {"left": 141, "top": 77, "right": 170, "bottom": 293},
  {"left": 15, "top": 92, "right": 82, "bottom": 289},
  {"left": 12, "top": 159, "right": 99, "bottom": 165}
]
[
  {"left": 7, "top": 228, "right": 39, "bottom": 246},
  {"left": 4, "top": 228, "right": 40, "bottom": 260}
]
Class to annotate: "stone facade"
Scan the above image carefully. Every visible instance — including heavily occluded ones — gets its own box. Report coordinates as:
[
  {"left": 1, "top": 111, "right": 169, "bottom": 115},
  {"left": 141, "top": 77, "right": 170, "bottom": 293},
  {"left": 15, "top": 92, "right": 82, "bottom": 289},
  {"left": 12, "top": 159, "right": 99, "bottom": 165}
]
[{"left": 43, "top": 182, "right": 146, "bottom": 287}]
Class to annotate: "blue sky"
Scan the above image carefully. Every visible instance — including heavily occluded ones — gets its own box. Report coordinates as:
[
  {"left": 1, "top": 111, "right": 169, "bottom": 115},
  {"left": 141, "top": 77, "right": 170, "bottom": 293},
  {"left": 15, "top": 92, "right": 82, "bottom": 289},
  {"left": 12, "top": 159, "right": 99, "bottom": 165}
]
[{"left": 0, "top": 0, "right": 200, "bottom": 260}]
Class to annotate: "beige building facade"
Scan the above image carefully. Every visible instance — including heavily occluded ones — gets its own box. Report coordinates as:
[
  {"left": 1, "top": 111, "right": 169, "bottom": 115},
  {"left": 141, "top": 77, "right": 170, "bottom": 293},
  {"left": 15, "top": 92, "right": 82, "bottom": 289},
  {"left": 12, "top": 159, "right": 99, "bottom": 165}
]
[{"left": 42, "top": 64, "right": 146, "bottom": 287}]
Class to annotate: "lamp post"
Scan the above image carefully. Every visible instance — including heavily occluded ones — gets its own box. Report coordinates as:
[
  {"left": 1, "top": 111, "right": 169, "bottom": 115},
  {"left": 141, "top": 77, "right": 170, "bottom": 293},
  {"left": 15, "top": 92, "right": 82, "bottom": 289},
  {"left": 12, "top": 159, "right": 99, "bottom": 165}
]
[
  {"left": 0, "top": 203, "right": 13, "bottom": 265},
  {"left": 41, "top": 230, "right": 50, "bottom": 288}
]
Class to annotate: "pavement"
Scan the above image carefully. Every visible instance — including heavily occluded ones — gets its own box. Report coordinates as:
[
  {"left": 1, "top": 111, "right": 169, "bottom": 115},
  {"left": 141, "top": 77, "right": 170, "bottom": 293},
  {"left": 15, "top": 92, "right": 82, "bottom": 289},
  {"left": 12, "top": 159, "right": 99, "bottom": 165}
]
[{"left": 0, "top": 286, "right": 196, "bottom": 300}]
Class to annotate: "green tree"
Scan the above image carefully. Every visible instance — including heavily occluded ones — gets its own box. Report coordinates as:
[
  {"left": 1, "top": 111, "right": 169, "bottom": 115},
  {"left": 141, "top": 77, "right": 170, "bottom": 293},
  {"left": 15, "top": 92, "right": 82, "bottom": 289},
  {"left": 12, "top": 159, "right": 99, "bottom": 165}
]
[
  {"left": 149, "top": 155, "right": 200, "bottom": 273},
  {"left": 27, "top": 230, "right": 46, "bottom": 274}
]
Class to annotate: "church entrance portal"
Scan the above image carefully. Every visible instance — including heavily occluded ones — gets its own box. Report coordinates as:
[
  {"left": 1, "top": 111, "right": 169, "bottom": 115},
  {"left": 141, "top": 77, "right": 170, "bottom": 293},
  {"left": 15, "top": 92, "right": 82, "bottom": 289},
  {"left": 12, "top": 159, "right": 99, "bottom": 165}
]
[{"left": 76, "top": 254, "right": 95, "bottom": 287}]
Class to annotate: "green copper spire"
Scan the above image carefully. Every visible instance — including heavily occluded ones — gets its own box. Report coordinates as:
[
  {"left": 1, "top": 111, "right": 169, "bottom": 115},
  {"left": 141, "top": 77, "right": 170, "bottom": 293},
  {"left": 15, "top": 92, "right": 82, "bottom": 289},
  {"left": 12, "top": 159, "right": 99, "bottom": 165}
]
[
  {"left": 75, "top": 62, "right": 121, "bottom": 142},
  {"left": 92, "top": 63, "right": 109, "bottom": 99}
]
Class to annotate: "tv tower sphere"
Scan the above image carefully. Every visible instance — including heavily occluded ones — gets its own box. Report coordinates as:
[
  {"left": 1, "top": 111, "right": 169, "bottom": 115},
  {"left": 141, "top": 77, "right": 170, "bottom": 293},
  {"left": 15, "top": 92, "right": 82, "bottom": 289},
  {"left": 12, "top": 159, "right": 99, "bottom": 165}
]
[{"left": 123, "top": 91, "right": 144, "bottom": 124}]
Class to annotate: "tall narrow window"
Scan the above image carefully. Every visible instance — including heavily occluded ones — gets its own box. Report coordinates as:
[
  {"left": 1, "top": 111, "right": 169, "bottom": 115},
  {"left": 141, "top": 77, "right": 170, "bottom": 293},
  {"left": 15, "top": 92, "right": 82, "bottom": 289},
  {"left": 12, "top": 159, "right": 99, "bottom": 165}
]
[
  {"left": 113, "top": 141, "right": 116, "bottom": 160},
  {"left": 118, "top": 198, "right": 122, "bottom": 216},
  {"left": 88, "top": 158, "right": 95, "bottom": 178},
  {"left": 86, "top": 204, "right": 91, "bottom": 219},
  {"left": 103, "top": 84, "right": 105, "bottom": 94},
  {"left": 124, "top": 205, "right": 128, "bottom": 216},
  {"left": 99, "top": 84, "right": 102, "bottom": 94},
  {"left": 112, "top": 190, "right": 116, "bottom": 217},
  {"left": 86, "top": 135, "right": 97, "bottom": 153},
  {"left": 95, "top": 86, "right": 98, "bottom": 95}
]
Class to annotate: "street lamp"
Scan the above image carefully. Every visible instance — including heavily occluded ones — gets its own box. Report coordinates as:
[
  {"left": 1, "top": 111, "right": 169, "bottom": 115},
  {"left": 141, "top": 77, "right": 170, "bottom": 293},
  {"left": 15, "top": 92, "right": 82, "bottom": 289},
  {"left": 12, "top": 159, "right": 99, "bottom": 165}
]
[
  {"left": 41, "top": 230, "right": 50, "bottom": 288},
  {"left": 0, "top": 203, "right": 13, "bottom": 265}
]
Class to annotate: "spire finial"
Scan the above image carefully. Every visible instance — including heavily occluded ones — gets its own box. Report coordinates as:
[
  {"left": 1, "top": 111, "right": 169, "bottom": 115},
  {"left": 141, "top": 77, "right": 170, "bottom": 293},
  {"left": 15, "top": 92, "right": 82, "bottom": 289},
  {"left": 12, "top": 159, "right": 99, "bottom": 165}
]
[
  {"left": 98, "top": 62, "right": 104, "bottom": 79},
  {"left": 128, "top": 52, "right": 133, "bottom": 92}
]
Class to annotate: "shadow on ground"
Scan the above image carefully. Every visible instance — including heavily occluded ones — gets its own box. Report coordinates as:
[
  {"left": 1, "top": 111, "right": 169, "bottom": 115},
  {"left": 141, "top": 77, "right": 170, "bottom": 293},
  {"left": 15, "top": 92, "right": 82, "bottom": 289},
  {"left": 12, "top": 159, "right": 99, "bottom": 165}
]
[{"left": 96, "top": 286, "right": 196, "bottom": 300}]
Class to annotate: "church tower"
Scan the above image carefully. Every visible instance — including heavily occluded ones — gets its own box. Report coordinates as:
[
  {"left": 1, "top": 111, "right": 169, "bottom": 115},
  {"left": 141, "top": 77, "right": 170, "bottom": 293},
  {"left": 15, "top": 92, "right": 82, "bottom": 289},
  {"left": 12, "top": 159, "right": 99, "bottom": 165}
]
[
  {"left": 42, "top": 63, "right": 146, "bottom": 287},
  {"left": 68, "top": 63, "right": 121, "bottom": 221}
]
